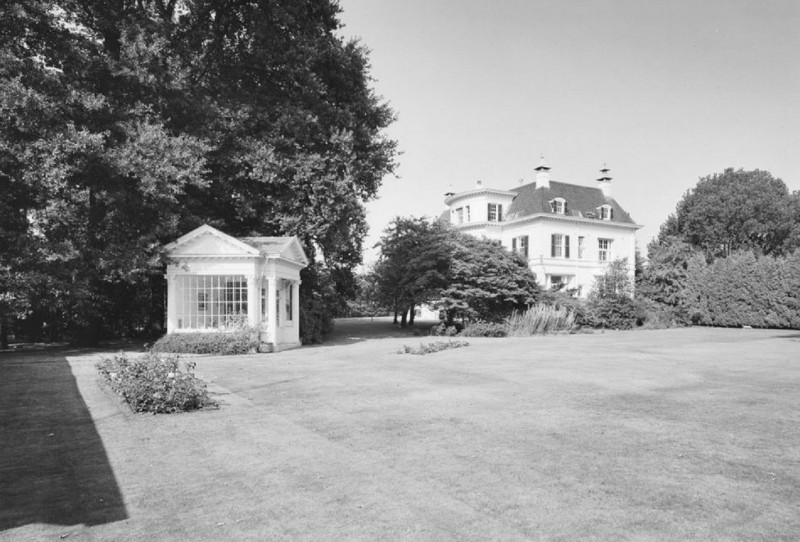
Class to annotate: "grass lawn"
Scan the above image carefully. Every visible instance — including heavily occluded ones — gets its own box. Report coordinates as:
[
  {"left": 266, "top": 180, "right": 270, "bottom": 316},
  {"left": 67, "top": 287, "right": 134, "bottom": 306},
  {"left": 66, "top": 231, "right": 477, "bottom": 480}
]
[{"left": 1, "top": 325, "right": 799, "bottom": 540}]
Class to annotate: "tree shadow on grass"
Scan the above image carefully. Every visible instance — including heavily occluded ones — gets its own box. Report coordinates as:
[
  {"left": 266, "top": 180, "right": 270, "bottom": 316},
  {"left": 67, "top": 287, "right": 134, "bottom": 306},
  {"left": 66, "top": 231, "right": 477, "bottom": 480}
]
[
  {"left": 316, "top": 317, "right": 442, "bottom": 346},
  {"left": 0, "top": 350, "right": 127, "bottom": 531}
]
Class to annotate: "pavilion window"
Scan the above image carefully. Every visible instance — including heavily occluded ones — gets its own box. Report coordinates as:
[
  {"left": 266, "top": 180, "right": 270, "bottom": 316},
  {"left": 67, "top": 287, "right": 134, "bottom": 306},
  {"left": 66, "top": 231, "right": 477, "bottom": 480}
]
[{"left": 175, "top": 275, "right": 248, "bottom": 330}]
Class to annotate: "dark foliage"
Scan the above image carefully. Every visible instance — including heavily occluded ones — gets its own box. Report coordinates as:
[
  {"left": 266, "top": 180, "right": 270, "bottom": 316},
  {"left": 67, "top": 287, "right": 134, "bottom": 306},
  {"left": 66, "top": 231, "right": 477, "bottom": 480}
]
[
  {"left": 586, "top": 259, "right": 641, "bottom": 330},
  {"left": 435, "top": 232, "right": 540, "bottom": 324},
  {"left": 683, "top": 251, "right": 800, "bottom": 329},
  {"left": 1, "top": 0, "right": 396, "bottom": 345},
  {"left": 654, "top": 168, "right": 798, "bottom": 258},
  {"left": 460, "top": 321, "right": 508, "bottom": 337},
  {"left": 151, "top": 330, "right": 258, "bottom": 355}
]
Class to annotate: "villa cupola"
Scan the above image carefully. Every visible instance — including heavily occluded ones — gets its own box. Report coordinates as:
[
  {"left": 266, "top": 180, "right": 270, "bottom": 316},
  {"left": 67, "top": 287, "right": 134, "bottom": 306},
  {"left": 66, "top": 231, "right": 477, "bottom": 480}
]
[
  {"left": 596, "top": 164, "right": 612, "bottom": 197},
  {"left": 534, "top": 157, "right": 551, "bottom": 189}
]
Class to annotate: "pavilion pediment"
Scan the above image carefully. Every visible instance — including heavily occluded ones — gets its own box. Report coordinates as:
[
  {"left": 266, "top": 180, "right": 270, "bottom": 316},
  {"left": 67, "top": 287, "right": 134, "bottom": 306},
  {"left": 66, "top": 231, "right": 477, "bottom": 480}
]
[{"left": 166, "top": 225, "right": 260, "bottom": 258}]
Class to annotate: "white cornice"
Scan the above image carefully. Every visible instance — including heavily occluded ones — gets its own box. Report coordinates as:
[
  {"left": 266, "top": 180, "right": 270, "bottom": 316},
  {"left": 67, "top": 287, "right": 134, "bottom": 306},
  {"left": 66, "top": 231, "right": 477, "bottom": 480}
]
[
  {"left": 444, "top": 188, "right": 517, "bottom": 206},
  {"left": 453, "top": 213, "right": 642, "bottom": 231}
]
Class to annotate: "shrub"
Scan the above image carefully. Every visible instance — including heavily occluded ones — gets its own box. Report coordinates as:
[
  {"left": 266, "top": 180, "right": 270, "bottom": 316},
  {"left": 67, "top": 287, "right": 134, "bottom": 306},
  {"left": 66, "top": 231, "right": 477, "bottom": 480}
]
[
  {"left": 635, "top": 298, "right": 685, "bottom": 329},
  {"left": 504, "top": 304, "right": 577, "bottom": 336},
  {"left": 586, "top": 295, "right": 642, "bottom": 330},
  {"left": 430, "top": 322, "right": 462, "bottom": 336},
  {"left": 97, "top": 353, "right": 217, "bottom": 413},
  {"left": 683, "top": 250, "right": 800, "bottom": 329},
  {"left": 398, "top": 340, "right": 469, "bottom": 355},
  {"left": 460, "top": 321, "right": 508, "bottom": 337},
  {"left": 151, "top": 329, "right": 259, "bottom": 355}
]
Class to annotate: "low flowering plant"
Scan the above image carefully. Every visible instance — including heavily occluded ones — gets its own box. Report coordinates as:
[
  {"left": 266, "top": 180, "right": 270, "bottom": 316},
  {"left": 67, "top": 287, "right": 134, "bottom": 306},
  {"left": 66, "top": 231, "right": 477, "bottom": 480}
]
[{"left": 97, "top": 352, "right": 218, "bottom": 414}]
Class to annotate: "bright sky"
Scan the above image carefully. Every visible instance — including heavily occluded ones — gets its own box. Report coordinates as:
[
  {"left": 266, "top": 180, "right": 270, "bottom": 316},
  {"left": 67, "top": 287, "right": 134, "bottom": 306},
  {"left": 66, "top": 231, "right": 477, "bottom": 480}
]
[{"left": 337, "top": 0, "right": 800, "bottom": 263}]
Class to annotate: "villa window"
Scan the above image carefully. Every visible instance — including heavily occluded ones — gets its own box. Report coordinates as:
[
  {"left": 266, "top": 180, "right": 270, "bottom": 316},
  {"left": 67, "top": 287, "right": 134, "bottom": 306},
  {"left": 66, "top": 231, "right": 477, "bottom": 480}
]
[
  {"left": 598, "top": 238, "right": 612, "bottom": 261},
  {"left": 175, "top": 275, "right": 248, "bottom": 330},
  {"left": 465, "top": 205, "right": 470, "bottom": 222},
  {"left": 599, "top": 205, "right": 614, "bottom": 220},
  {"left": 456, "top": 207, "right": 464, "bottom": 224},
  {"left": 512, "top": 235, "right": 529, "bottom": 258},
  {"left": 578, "top": 236, "right": 585, "bottom": 259},
  {"left": 547, "top": 274, "right": 573, "bottom": 291},
  {"left": 488, "top": 203, "right": 503, "bottom": 222},
  {"left": 549, "top": 198, "right": 568, "bottom": 215},
  {"left": 551, "top": 234, "right": 570, "bottom": 258}
]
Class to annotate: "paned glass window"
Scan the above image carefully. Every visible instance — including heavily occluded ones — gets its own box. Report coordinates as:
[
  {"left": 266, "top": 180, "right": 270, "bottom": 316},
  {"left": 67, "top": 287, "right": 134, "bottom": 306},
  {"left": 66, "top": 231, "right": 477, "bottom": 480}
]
[
  {"left": 175, "top": 275, "right": 248, "bottom": 330},
  {"left": 512, "top": 235, "right": 529, "bottom": 258},
  {"left": 488, "top": 203, "right": 503, "bottom": 222},
  {"left": 549, "top": 198, "right": 568, "bottom": 214},
  {"left": 598, "top": 238, "right": 611, "bottom": 261},
  {"left": 551, "top": 234, "right": 570, "bottom": 258},
  {"left": 599, "top": 205, "right": 614, "bottom": 220}
]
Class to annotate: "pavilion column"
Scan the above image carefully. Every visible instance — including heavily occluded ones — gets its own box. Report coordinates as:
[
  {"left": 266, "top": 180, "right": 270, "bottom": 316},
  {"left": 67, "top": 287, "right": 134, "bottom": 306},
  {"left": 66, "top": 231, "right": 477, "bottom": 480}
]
[
  {"left": 292, "top": 280, "right": 301, "bottom": 339},
  {"left": 266, "top": 276, "right": 277, "bottom": 344},
  {"left": 246, "top": 274, "right": 259, "bottom": 328},
  {"left": 165, "top": 274, "right": 177, "bottom": 333}
]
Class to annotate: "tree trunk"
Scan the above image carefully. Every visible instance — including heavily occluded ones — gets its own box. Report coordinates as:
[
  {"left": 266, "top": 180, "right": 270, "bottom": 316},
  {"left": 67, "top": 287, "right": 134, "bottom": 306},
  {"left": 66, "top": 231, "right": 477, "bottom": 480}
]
[
  {"left": 0, "top": 317, "right": 9, "bottom": 350},
  {"left": 408, "top": 304, "right": 416, "bottom": 326},
  {"left": 400, "top": 308, "right": 408, "bottom": 327}
]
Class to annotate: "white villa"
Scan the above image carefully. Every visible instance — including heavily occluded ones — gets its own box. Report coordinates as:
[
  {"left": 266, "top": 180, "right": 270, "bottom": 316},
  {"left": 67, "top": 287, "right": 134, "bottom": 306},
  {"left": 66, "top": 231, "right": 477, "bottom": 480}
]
[
  {"left": 443, "top": 159, "right": 642, "bottom": 297},
  {"left": 164, "top": 225, "right": 308, "bottom": 351}
]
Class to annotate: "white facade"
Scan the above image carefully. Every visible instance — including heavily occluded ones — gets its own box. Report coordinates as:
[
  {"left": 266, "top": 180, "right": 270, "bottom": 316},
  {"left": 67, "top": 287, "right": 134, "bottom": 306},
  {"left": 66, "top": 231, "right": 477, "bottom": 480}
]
[
  {"left": 444, "top": 164, "right": 641, "bottom": 297},
  {"left": 164, "top": 225, "right": 308, "bottom": 351}
]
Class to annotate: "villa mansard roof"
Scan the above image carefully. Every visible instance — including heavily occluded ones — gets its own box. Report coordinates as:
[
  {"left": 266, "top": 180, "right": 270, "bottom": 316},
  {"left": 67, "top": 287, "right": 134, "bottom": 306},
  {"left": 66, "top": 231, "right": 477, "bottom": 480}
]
[
  {"left": 443, "top": 178, "right": 640, "bottom": 228},
  {"left": 506, "top": 181, "right": 636, "bottom": 224}
]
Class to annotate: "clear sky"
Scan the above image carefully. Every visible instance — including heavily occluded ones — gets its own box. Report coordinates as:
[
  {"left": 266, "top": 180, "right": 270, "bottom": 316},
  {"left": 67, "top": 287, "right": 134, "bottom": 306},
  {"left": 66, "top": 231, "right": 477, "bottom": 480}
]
[{"left": 337, "top": 0, "right": 800, "bottom": 263}]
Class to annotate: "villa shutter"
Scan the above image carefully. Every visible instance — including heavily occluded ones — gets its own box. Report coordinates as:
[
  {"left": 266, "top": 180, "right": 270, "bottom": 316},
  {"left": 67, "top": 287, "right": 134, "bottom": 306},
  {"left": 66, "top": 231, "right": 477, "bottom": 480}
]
[
  {"left": 551, "top": 234, "right": 556, "bottom": 257},
  {"left": 498, "top": 204, "right": 503, "bottom": 221},
  {"left": 565, "top": 235, "right": 570, "bottom": 258},
  {"left": 564, "top": 201, "right": 569, "bottom": 214},
  {"left": 522, "top": 235, "right": 529, "bottom": 257},
  {"left": 512, "top": 238, "right": 517, "bottom": 252},
  {"left": 610, "top": 208, "right": 614, "bottom": 220}
]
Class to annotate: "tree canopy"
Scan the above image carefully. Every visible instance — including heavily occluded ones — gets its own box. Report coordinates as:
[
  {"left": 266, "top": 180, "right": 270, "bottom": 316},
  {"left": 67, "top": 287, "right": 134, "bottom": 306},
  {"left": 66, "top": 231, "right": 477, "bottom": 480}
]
[
  {"left": 435, "top": 233, "right": 539, "bottom": 324},
  {"left": 653, "top": 168, "right": 798, "bottom": 258},
  {"left": 374, "top": 217, "right": 539, "bottom": 325},
  {"left": 1, "top": 0, "right": 396, "bottom": 343}
]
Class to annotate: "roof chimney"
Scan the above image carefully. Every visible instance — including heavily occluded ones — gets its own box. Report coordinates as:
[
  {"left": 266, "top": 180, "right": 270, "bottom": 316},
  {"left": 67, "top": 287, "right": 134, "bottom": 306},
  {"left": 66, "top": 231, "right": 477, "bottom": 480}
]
[
  {"left": 444, "top": 183, "right": 454, "bottom": 197},
  {"left": 597, "top": 164, "right": 612, "bottom": 197},
  {"left": 534, "top": 157, "right": 550, "bottom": 189},
  {"left": 475, "top": 179, "right": 483, "bottom": 189}
]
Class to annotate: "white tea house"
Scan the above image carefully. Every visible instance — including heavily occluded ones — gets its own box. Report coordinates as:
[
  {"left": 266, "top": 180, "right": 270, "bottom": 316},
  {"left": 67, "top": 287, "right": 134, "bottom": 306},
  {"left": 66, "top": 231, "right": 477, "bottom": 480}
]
[
  {"left": 442, "top": 158, "right": 642, "bottom": 297},
  {"left": 164, "top": 225, "right": 308, "bottom": 351}
]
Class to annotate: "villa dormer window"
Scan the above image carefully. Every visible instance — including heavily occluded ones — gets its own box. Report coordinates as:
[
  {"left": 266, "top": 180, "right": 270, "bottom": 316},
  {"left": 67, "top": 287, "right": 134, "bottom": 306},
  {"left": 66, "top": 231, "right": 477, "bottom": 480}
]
[
  {"left": 549, "top": 198, "right": 568, "bottom": 215},
  {"left": 598, "top": 205, "right": 614, "bottom": 220}
]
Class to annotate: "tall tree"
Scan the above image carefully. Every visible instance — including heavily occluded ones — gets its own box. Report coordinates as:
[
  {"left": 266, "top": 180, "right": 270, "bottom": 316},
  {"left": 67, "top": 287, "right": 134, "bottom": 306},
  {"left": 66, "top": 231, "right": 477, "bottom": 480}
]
[
  {"left": 375, "top": 217, "right": 451, "bottom": 326},
  {"left": 0, "top": 0, "right": 396, "bottom": 343},
  {"left": 654, "top": 168, "right": 797, "bottom": 258}
]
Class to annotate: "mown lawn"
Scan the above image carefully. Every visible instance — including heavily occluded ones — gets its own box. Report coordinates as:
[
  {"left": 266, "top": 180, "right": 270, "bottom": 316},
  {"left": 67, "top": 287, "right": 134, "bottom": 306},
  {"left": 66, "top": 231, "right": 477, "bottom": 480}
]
[{"left": 1, "top": 326, "right": 799, "bottom": 540}]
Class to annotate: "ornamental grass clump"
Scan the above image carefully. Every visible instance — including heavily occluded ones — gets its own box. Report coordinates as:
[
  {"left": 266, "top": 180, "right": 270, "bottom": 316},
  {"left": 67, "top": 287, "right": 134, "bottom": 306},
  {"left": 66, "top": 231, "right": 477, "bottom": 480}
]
[
  {"left": 504, "top": 305, "right": 577, "bottom": 336},
  {"left": 97, "top": 352, "right": 217, "bottom": 413}
]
